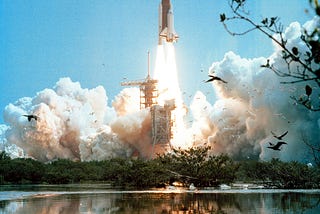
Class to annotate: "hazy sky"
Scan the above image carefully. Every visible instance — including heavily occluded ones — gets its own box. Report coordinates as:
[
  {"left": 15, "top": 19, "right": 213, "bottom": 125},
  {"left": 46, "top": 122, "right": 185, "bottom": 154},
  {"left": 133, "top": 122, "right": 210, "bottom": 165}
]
[{"left": 0, "top": 0, "right": 311, "bottom": 124}]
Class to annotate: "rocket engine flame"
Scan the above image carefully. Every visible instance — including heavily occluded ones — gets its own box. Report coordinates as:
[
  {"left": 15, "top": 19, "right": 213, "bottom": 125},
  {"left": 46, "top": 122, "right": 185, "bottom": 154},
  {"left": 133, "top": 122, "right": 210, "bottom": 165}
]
[{"left": 154, "top": 42, "right": 189, "bottom": 148}]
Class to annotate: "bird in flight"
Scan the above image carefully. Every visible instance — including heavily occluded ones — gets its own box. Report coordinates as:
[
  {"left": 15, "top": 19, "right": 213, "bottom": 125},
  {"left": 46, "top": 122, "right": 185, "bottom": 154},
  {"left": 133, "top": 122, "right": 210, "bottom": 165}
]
[
  {"left": 271, "top": 131, "right": 288, "bottom": 140},
  {"left": 205, "top": 75, "right": 227, "bottom": 84},
  {"left": 305, "top": 85, "right": 312, "bottom": 98},
  {"left": 267, "top": 141, "right": 287, "bottom": 151},
  {"left": 23, "top": 114, "right": 39, "bottom": 122}
]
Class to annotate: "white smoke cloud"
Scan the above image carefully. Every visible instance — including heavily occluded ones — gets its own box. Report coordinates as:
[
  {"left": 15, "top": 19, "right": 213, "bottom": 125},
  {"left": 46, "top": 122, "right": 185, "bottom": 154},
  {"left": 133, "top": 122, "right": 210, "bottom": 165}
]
[
  {"left": 1, "top": 78, "right": 154, "bottom": 161},
  {"left": 110, "top": 109, "right": 153, "bottom": 158},
  {"left": 188, "top": 17, "right": 320, "bottom": 162},
  {"left": 79, "top": 126, "right": 132, "bottom": 161},
  {"left": 0, "top": 124, "right": 24, "bottom": 158},
  {"left": 112, "top": 87, "right": 140, "bottom": 116}
]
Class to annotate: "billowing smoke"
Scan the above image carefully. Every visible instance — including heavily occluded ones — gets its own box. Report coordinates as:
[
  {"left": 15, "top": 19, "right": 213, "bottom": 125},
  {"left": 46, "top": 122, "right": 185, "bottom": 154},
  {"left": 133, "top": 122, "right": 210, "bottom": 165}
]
[
  {"left": 1, "top": 78, "right": 155, "bottom": 161},
  {"left": 1, "top": 17, "right": 319, "bottom": 163},
  {"left": 188, "top": 17, "right": 320, "bottom": 162}
]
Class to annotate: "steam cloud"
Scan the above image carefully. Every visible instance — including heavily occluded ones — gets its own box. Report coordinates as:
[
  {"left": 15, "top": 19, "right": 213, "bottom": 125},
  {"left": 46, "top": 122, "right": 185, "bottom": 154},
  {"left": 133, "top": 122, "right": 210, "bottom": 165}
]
[
  {"left": 1, "top": 17, "right": 319, "bottom": 163},
  {"left": 1, "top": 78, "right": 154, "bottom": 161},
  {"left": 189, "top": 17, "right": 320, "bottom": 162}
]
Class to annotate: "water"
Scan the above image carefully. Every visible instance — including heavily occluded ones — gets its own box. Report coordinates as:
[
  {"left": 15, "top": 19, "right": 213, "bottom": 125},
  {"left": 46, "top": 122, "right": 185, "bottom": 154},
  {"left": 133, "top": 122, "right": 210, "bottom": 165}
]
[{"left": 0, "top": 185, "right": 319, "bottom": 213}]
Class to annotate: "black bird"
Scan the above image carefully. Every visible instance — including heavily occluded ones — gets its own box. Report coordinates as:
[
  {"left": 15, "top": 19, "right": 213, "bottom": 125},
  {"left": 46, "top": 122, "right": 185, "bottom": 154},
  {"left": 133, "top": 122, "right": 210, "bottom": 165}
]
[
  {"left": 267, "top": 141, "right": 287, "bottom": 151},
  {"left": 271, "top": 130, "right": 288, "bottom": 140},
  {"left": 23, "top": 114, "right": 39, "bottom": 122},
  {"left": 305, "top": 85, "right": 312, "bottom": 97},
  {"left": 205, "top": 75, "right": 227, "bottom": 84}
]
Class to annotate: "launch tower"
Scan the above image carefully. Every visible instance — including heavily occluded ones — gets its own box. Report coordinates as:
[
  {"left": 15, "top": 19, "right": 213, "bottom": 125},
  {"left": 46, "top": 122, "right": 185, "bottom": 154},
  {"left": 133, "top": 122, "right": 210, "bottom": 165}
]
[
  {"left": 120, "top": 0, "right": 179, "bottom": 157},
  {"left": 121, "top": 53, "right": 175, "bottom": 157}
]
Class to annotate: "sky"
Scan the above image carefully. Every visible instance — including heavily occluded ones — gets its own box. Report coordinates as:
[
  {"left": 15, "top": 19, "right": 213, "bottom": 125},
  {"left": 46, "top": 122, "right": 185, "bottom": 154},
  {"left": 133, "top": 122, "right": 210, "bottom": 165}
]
[{"left": 0, "top": 0, "right": 311, "bottom": 125}]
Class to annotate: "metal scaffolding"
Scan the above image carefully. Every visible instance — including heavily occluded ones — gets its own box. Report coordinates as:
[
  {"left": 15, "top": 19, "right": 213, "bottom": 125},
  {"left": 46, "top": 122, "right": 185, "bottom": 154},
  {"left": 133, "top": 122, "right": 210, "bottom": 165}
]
[
  {"left": 121, "top": 76, "right": 158, "bottom": 109},
  {"left": 120, "top": 52, "right": 175, "bottom": 158},
  {"left": 150, "top": 100, "right": 175, "bottom": 145}
]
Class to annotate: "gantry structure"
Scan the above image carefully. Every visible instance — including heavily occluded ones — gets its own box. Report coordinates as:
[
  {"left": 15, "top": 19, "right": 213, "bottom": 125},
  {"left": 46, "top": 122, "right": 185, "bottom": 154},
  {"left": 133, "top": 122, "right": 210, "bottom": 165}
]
[
  {"left": 120, "top": 52, "right": 175, "bottom": 157},
  {"left": 121, "top": 74, "right": 158, "bottom": 109}
]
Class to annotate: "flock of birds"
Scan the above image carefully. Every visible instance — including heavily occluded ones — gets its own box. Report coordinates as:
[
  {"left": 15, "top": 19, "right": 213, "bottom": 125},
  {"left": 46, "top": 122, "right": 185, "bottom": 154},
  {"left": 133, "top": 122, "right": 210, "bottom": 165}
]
[{"left": 267, "top": 131, "right": 288, "bottom": 151}]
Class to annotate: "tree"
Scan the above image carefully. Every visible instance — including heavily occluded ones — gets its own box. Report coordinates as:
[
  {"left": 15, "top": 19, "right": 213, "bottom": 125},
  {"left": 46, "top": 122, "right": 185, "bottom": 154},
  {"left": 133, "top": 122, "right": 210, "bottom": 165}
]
[
  {"left": 0, "top": 151, "right": 11, "bottom": 161},
  {"left": 200, "top": 154, "right": 239, "bottom": 186},
  {"left": 220, "top": 0, "right": 320, "bottom": 111},
  {"left": 267, "top": 158, "right": 320, "bottom": 188},
  {"left": 157, "top": 146, "right": 211, "bottom": 185},
  {"left": 156, "top": 146, "right": 239, "bottom": 187},
  {"left": 1, "top": 158, "right": 45, "bottom": 184}
]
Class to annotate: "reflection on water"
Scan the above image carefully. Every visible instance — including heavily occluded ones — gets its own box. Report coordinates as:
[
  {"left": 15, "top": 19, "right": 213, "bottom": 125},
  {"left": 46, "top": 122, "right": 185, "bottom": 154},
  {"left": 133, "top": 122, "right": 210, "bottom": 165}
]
[{"left": 0, "top": 186, "right": 319, "bottom": 214}]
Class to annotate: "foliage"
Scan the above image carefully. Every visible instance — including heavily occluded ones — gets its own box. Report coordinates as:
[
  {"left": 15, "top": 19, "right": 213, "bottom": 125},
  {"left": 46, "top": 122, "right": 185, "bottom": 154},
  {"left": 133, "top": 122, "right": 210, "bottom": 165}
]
[
  {"left": 267, "top": 159, "right": 319, "bottom": 188},
  {"left": 0, "top": 151, "right": 10, "bottom": 161},
  {"left": 0, "top": 157, "right": 45, "bottom": 184},
  {"left": 157, "top": 146, "right": 239, "bottom": 187},
  {"left": 238, "top": 159, "right": 320, "bottom": 188},
  {"left": 0, "top": 150, "right": 319, "bottom": 188},
  {"left": 200, "top": 154, "right": 239, "bottom": 186}
]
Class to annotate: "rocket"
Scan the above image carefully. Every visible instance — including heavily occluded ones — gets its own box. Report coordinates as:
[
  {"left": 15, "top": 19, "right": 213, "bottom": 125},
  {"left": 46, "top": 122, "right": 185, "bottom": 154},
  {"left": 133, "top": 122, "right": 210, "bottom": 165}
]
[{"left": 158, "top": 0, "right": 179, "bottom": 45}]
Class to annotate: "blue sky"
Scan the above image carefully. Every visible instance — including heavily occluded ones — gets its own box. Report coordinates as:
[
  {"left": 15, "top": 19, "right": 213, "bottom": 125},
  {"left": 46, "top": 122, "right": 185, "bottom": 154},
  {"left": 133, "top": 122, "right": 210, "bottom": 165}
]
[{"left": 0, "top": 0, "right": 311, "bottom": 124}]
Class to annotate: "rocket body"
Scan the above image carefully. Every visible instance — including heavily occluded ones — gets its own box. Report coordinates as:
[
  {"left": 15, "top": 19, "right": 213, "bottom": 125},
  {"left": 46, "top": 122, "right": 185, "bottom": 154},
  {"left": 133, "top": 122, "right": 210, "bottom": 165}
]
[{"left": 158, "top": 0, "right": 179, "bottom": 44}]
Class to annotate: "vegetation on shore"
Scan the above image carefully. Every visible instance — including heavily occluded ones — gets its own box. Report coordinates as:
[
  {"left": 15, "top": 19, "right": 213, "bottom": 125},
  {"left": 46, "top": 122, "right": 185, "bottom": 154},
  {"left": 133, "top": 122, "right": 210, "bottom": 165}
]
[{"left": 1, "top": 147, "right": 319, "bottom": 189}]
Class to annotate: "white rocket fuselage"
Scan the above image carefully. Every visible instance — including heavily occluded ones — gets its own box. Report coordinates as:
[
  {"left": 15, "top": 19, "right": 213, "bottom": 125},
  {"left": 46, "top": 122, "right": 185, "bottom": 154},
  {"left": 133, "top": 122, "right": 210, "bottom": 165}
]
[{"left": 158, "top": 0, "right": 179, "bottom": 44}]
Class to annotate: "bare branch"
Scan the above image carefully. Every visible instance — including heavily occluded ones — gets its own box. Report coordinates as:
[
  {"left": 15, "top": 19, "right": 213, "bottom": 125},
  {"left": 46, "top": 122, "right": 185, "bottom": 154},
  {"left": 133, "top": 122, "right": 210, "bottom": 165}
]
[{"left": 221, "top": 0, "right": 320, "bottom": 113}]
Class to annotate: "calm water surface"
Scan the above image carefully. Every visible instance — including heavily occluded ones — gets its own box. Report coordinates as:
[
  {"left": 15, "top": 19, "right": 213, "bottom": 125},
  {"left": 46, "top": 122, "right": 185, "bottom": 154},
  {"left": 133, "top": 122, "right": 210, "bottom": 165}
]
[{"left": 0, "top": 184, "right": 319, "bottom": 213}]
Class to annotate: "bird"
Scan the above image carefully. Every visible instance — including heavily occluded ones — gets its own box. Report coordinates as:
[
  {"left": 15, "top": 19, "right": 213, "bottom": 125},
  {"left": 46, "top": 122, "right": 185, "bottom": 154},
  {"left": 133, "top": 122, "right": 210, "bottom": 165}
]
[
  {"left": 205, "top": 74, "right": 227, "bottom": 84},
  {"left": 267, "top": 141, "right": 287, "bottom": 151},
  {"left": 23, "top": 114, "right": 39, "bottom": 122},
  {"left": 305, "top": 85, "right": 312, "bottom": 97},
  {"left": 271, "top": 131, "right": 288, "bottom": 140}
]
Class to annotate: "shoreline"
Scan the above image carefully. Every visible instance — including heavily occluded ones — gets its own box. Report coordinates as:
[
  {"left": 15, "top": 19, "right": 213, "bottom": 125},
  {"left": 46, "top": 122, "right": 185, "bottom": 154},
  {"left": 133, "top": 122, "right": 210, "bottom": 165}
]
[{"left": 1, "top": 184, "right": 320, "bottom": 202}]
